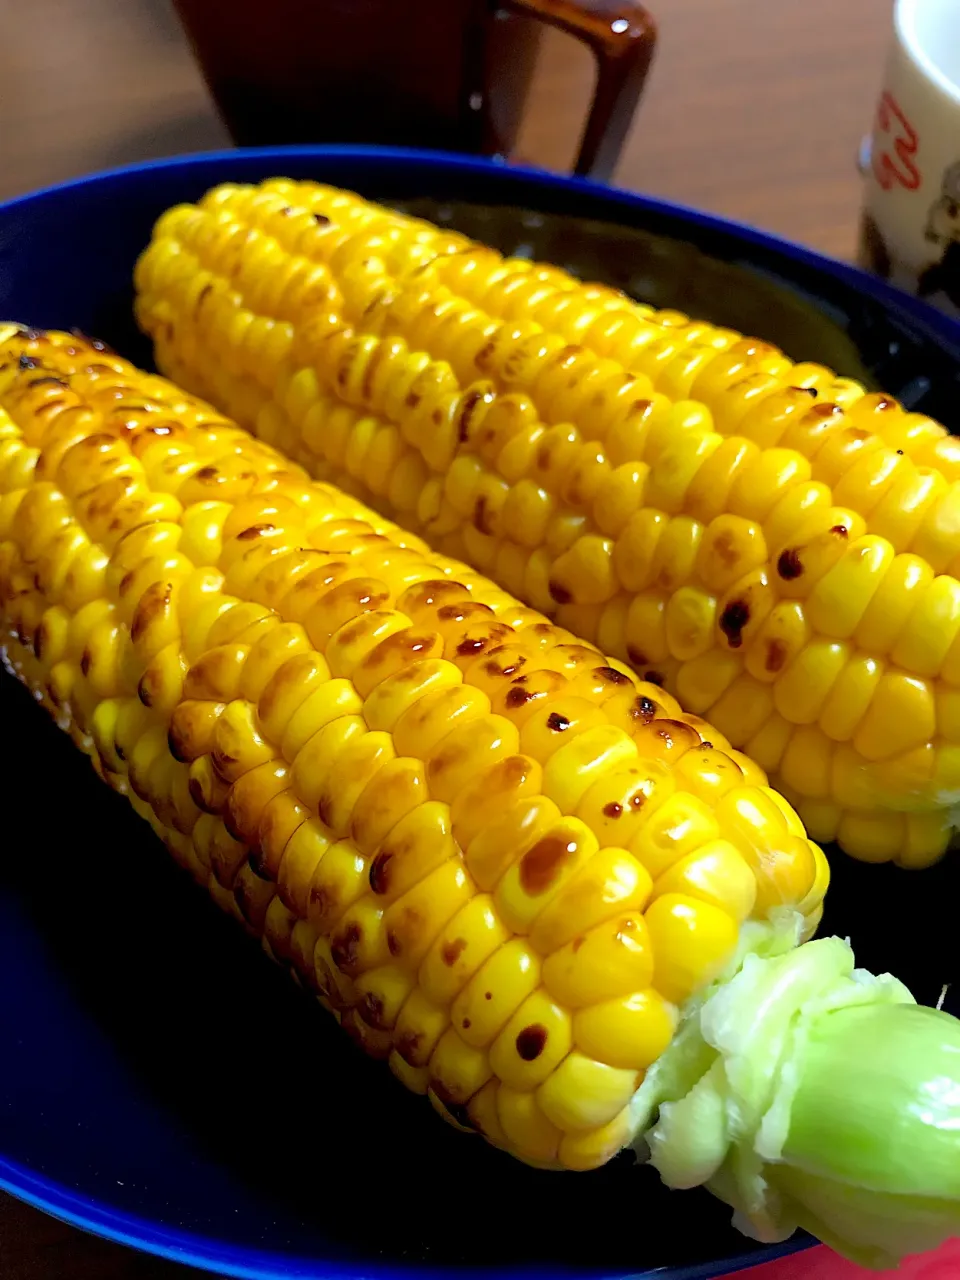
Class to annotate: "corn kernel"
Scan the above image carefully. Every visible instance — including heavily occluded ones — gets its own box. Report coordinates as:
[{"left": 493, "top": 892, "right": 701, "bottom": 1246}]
[
  {"left": 489, "top": 990, "right": 573, "bottom": 1090},
  {"left": 542, "top": 912, "right": 653, "bottom": 1007},
  {"left": 651, "top": 838, "right": 756, "bottom": 922},
  {"left": 804, "top": 536, "right": 895, "bottom": 639},
  {"left": 644, "top": 893, "right": 738, "bottom": 1003},
  {"left": 574, "top": 984, "right": 677, "bottom": 1073},
  {"left": 428, "top": 1028, "right": 492, "bottom": 1105},
  {"left": 536, "top": 1052, "right": 640, "bottom": 1132},
  {"left": 629, "top": 790, "right": 720, "bottom": 879},
  {"left": 836, "top": 810, "right": 906, "bottom": 864},
  {"left": 496, "top": 1087, "right": 562, "bottom": 1163},
  {"left": 853, "top": 671, "right": 936, "bottom": 762},
  {"left": 452, "top": 939, "right": 541, "bottom": 1048},
  {"left": 530, "top": 846, "right": 653, "bottom": 954}
]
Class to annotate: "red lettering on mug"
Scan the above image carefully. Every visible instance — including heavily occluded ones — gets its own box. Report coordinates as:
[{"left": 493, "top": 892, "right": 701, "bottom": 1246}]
[{"left": 872, "top": 90, "right": 922, "bottom": 191}]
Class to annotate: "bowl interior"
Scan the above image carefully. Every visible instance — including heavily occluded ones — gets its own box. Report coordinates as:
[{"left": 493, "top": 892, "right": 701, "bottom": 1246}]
[{"left": 2, "top": 147, "right": 959, "bottom": 1280}]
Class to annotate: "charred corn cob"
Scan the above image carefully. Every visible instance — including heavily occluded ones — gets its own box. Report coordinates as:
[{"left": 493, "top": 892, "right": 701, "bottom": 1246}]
[
  {"left": 3, "top": 324, "right": 960, "bottom": 1271},
  {"left": 136, "top": 180, "right": 960, "bottom": 868}
]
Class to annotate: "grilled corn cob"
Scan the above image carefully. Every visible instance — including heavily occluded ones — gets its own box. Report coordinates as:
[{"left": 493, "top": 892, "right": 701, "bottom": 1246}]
[
  {"left": 135, "top": 180, "right": 960, "bottom": 868},
  {"left": 3, "top": 325, "right": 960, "bottom": 1270},
  {"left": 0, "top": 320, "right": 826, "bottom": 1148}
]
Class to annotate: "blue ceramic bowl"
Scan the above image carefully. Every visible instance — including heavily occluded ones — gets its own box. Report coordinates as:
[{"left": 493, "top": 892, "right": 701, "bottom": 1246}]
[{"left": 2, "top": 146, "right": 960, "bottom": 1280}]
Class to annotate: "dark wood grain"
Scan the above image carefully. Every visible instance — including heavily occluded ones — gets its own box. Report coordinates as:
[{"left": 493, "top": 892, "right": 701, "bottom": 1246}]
[
  {"left": 518, "top": 0, "right": 889, "bottom": 258},
  {"left": 0, "top": 0, "right": 889, "bottom": 1276}
]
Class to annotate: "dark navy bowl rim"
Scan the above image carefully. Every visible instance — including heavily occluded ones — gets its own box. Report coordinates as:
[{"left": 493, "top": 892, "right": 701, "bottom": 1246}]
[
  {"left": 3, "top": 141, "right": 960, "bottom": 352},
  {"left": 0, "top": 1149, "right": 810, "bottom": 1280},
  {"left": 0, "top": 142, "right": 908, "bottom": 1279}
]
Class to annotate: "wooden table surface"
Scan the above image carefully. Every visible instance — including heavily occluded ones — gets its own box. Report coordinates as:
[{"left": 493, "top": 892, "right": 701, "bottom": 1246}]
[{"left": 0, "top": 0, "right": 891, "bottom": 1276}]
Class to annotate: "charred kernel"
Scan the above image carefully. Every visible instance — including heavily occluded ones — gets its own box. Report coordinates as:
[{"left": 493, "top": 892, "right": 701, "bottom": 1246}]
[
  {"left": 442, "top": 1100, "right": 476, "bottom": 1130},
  {"left": 369, "top": 851, "right": 392, "bottom": 894},
  {"left": 519, "top": 835, "right": 579, "bottom": 895},
  {"left": 548, "top": 580, "right": 572, "bottom": 605},
  {"left": 646, "top": 720, "right": 694, "bottom": 752},
  {"left": 396, "top": 1030, "right": 422, "bottom": 1062},
  {"left": 457, "top": 389, "right": 485, "bottom": 441},
  {"left": 442, "top": 937, "right": 468, "bottom": 966},
  {"left": 546, "top": 712, "right": 570, "bottom": 731},
  {"left": 360, "top": 992, "right": 385, "bottom": 1027},
  {"left": 515, "top": 1024, "right": 548, "bottom": 1061},
  {"left": 331, "top": 921, "right": 362, "bottom": 970},
  {"left": 484, "top": 653, "right": 522, "bottom": 678},
  {"left": 711, "top": 531, "right": 739, "bottom": 567},
  {"left": 401, "top": 582, "right": 468, "bottom": 612},
  {"left": 387, "top": 927, "right": 404, "bottom": 955},
  {"left": 595, "top": 666, "right": 630, "bottom": 686},
  {"left": 830, "top": 524, "right": 848, "bottom": 537},
  {"left": 506, "top": 685, "right": 534, "bottom": 708},
  {"left": 719, "top": 600, "right": 750, "bottom": 648},
  {"left": 474, "top": 495, "right": 491, "bottom": 534},
  {"left": 777, "top": 549, "right": 803, "bottom": 579},
  {"left": 475, "top": 340, "right": 496, "bottom": 369},
  {"left": 766, "top": 639, "right": 788, "bottom": 672},
  {"left": 437, "top": 601, "right": 494, "bottom": 622},
  {"left": 603, "top": 801, "right": 623, "bottom": 819},
  {"left": 130, "top": 582, "right": 173, "bottom": 644}
]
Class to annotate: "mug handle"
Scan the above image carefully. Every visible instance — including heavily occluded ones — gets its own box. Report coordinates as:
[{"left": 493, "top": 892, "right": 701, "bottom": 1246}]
[{"left": 499, "top": 0, "right": 657, "bottom": 181}]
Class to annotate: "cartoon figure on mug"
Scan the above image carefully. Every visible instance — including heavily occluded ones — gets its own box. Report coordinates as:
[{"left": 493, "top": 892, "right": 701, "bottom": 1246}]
[{"left": 918, "top": 159, "right": 960, "bottom": 314}]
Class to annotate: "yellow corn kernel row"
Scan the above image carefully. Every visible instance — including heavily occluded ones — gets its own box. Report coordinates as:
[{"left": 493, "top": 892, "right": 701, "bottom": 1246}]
[
  {"left": 133, "top": 180, "right": 960, "bottom": 866},
  {"left": 0, "top": 325, "right": 826, "bottom": 1171}
]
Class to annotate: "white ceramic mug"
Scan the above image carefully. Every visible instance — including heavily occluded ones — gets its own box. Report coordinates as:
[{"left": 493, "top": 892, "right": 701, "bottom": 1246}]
[{"left": 858, "top": 0, "right": 960, "bottom": 317}]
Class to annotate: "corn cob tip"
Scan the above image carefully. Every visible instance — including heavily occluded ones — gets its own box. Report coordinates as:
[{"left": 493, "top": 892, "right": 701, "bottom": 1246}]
[{"left": 636, "top": 928, "right": 960, "bottom": 1270}]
